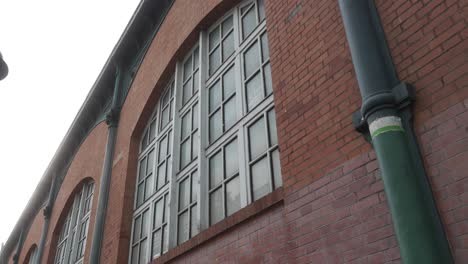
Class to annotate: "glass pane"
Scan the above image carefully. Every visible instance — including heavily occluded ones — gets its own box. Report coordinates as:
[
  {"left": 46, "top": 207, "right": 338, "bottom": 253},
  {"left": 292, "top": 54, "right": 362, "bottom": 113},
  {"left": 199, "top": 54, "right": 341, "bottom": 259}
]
[
  {"left": 152, "top": 230, "right": 161, "bottom": 258},
  {"left": 261, "top": 32, "right": 269, "bottom": 62},
  {"left": 191, "top": 205, "right": 199, "bottom": 236},
  {"left": 149, "top": 120, "right": 156, "bottom": 141},
  {"left": 192, "top": 131, "right": 199, "bottom": 159},
  {"left": 139, "top": 239, "right": 147, "bottom": 264},
  {"left": 264, "top": 63, "right": 273, "bottom": 95},
  {"left": 193, "top": 70, "right": 199, "bottom": 93},
  {"left": 178, "top": 211, "right": 189, "bottom": 244},
  {"left": 162, "top": 87, "right": 171, "bottom": 106},
  {"left": 224, "top": 96, "right": 237, "bottom": 131},
  {"left": 147, "top": 150, "right": 155, "bottom": 175},
  {"left": 226, "top": 176, "right": 241, "bottom": 216},
  {"left": 133, "top": 216, "right": 142, "bottom": 241},
  {"left": 223, "top": 66, "right": 236, "bottom": 98},
  {"left": 142, "top": 130, "right": 149, "bottom": 150},
  {"left": 161, "top": 108, "right": 169, "bottom": 129},
  {"left": 246, "top": 72, "right": 263, "bottom": 111},
  {"left": 209, "top": 110, "right": 222, "bottom": 143},
  {"left": 159, "top": 136, "right": 168, "bottom": 162},
  {"left": 142, "top": 210, "right": 149, "bottom": 238},
  {"left": 138, "top": 158, "right": 147, "bottom": 181},
  {"left": 162, "top": 225, "right": 169, "bottom": 252},
  {"left": 154, "top": 198, "right": 164, "bottom": 228},
  {"left": 249, "top": 117, "right": 268, "bottom": 159},
  {"left": 210, "top": 188, "right": 223, "bottom": 225},
  {"left": 251, "top": 157, "right": 271, "bottom": 200},
  {"left": 272, "top": 149, "right": 282, "bottom": 188},
  {"left": 268, "top": 109, "right": 278, "bottom": 146},
  {"left": 244, "top": 41, "right": 260, "bottom": 78},
  {"left": 180, "top": 139, "right": 191, "bottom": 169},
  {"left": 192, "top": 103, "right": 199, "bottom": 130},
  {"left": 131, "top": 245, "right": 139, "bottom": 264},
  {"left": 183, "top": 79, "right": 192, "bottom": 105},
  {"left": 145, "top": 174, "right": 153, "bottom": 199},
  {"left": 191, "top": 171, "right": 198, "bottom": 202},
  {"left": 222, "top": 32, "right": 235, "bottom": 60},
  {"left": 157, "top": 163, "right": 166, "bottom": 190},
  {"left": 225, "top": 139, "right": 238, "bottom": 177},
  {"left": 209, "top": 47, "right": 221, "bottom": 75},
  {"left": 181, "top": 112, "right": 191, "bottom": 139},
  {"left": 183, "top": 56, "right": 192, "bottom": 81},
  {"left": 137, "top": 183, "right": 144, "bottom": 206},
  {"left": 242, "top": 5, "right": 257, "bottom": 39},
  {"left": 209, "top": 80, "right": 221, "bottom": 113},
  {"left": 222, "top": 16, "right": 233, "bottom": 36},
  {"left": 209, "top": 26, "right": 220, "bottom": 51},
  {"left": 209, "top": 151, "right": 223, "bottom": 188},
  {"left": 179, "top": 177, "right": 190, "bottom": 209},
  {"left": 193, "top": 48, "right": 199, "bottom": 70},
  {"left": 259, "top": 0, "right": 266, "bottom": 21}
]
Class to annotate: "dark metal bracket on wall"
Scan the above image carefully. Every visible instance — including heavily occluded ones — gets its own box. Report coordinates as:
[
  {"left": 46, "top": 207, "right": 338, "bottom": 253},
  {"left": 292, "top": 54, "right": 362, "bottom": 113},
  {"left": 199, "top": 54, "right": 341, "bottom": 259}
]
[{"left": 352, "top": 82, "right": 415, "bottom": 142}]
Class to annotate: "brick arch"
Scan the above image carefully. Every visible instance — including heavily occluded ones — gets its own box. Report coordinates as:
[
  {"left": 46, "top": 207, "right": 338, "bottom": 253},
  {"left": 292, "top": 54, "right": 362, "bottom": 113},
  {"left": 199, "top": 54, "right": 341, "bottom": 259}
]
[
  {"left": 41, "top": 121, "right": 108, "bottom": 264},
  {"left": 17, "top": 208, "right": 44, "bottom": 264},
  {"left": 47, "top": 177, "right": 95, "bottom": 264}
]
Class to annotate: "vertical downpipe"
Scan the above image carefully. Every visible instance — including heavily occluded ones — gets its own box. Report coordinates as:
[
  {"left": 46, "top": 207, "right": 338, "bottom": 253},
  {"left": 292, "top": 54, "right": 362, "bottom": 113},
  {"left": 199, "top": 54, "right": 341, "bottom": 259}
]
[
  {"left": 35, "top": 175, "right": 58, "bottom": 264},
  {"left": 89, "top": 65, "right": 122, "bottom": 264},
  {"left": 338, "top": 0, "right": 453, "bottom": 263}
]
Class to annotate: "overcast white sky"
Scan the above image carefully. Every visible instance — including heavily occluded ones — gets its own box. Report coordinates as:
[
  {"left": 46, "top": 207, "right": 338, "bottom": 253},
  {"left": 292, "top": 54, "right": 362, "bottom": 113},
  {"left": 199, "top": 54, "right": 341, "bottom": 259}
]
[{"left": 0, "top": 0, "right": 140, "bottom": 246}]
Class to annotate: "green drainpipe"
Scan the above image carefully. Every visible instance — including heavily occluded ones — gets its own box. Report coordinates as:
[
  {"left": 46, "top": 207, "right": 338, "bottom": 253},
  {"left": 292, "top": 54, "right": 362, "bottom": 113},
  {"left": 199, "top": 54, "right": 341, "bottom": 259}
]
[
  {"left": 12, "top": 230, "right": 25, "bottom": 264},
  {"left": 338, "top": 0, "right": 453, "bottom": 263},
  {"left": 35, "top": 175, "right": 58, "bottom": 264},
  {"left": 89, "top": 64, "right": 122, "bottom": 264}
]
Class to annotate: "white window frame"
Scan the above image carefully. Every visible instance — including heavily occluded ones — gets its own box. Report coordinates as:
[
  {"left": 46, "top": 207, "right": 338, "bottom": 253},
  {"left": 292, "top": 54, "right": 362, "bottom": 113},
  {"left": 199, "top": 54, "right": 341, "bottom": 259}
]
[
  {"left": 128, "top": 0, "right": 281, "bottom": 263},
  {"left": 54, "top": 182, "right": 94, "bottom": 264}
]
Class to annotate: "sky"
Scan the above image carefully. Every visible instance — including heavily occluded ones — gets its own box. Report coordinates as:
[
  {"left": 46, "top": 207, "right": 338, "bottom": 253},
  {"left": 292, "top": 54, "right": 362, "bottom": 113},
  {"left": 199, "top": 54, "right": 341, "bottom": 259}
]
[{"left": 0, "top": 0, "right": 140, "bottom": 246}]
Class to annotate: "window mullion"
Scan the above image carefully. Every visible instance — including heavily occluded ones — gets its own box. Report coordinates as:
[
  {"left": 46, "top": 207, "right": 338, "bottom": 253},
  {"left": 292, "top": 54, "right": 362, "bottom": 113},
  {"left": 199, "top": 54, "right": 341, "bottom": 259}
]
[
  {"left": 233, "top": 6, "right": 250, "bottom": 208},
  {"left": 167, "top": 61, "right": 183, "bottom": 250},
  {"left": 198, "top": 30, "right": 210, "bottom": 231}
]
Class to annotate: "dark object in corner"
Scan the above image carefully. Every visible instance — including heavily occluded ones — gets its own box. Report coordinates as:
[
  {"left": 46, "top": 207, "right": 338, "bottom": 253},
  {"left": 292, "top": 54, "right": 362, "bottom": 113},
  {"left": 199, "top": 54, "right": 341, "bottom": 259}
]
[{"left": 0, "top": 52, "right": 8, "bottom": 80}]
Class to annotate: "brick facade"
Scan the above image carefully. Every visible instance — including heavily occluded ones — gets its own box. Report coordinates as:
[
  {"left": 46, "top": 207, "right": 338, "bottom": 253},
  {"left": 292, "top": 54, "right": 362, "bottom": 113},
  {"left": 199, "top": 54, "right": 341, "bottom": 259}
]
[{"left": 6, "top": 0, "right": 467, "bottom": 263}]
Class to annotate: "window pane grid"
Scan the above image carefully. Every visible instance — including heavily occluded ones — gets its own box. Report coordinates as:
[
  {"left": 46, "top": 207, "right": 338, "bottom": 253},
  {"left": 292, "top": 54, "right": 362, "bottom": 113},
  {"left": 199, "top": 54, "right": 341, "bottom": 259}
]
[
  {"left": 159, "top": 80, "right": 175, "bottom": 132},
  {"left": 177, "top": 170, "right": 199, "bottom": 244},
  {"left": 150, "top": 193, "right": 169, "bottom": 259},
  {"left": 130, "top": 1, "right": 277, "bottom": 262},
  {"left": 54, "top": 182, "right": 94, "bottom": 264},
  {"left": 208, "top": 64, "right": 238, "bottom": 144},
  {"left": 182, "top": 47, "right": 200, "bottom": 107},
  {"left": 208, "top": 138, "right": 240, "bottom": 224},
  {"left": 209, "top": 14, "right": 235, "bottom": 77},
  {"left": 179, "top": 102, "right": 199, "bottom": 170},
  {"left": 247, "top": 108, "right": 281, "bottom": 201}
]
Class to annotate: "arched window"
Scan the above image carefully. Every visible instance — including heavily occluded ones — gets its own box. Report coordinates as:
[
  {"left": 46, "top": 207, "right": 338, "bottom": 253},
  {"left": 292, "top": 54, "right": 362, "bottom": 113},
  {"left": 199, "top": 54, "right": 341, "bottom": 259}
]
[
  {"left": 23, "top": 245, "right": 37, "bottom": 264},
  {"left": 54, "top": 182, "right": 94, "bottom": 264},
  {"left": 129, "top": 0, "right": 280, "bottom": 262}
]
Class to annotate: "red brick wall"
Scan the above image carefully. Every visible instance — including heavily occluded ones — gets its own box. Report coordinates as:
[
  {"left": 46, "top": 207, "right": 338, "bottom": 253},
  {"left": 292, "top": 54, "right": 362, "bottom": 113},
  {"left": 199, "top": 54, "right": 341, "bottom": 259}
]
[
  {"left": 102, "top": 0, "right": 467, "bottom": 263},
  {"left": 14, "top": 0, "right": 465, "bottom": 263},
  {"left": 17, "top": 210, "right": 43, "bottom": 264}
]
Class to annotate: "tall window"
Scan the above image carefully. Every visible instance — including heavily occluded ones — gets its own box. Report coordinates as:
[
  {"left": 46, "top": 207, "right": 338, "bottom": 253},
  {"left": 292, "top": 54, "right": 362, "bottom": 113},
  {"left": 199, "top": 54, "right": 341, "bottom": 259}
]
[
  {"left": 129, "top": 0, "right": 280, "bottom": 262},
  {"left": 54, "top": 182, "right": 94, "bottom": 264},
  {"left": 24, "top": 246, "right": 38, "bottom": 264}
]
